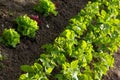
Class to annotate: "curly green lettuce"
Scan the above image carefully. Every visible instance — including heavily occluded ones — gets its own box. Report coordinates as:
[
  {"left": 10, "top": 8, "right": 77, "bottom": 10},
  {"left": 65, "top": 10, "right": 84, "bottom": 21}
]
[
  {"left": 0, "top": 28, "right": 20, "bottom": 47},
  {"left": 16, "top": 15, "right": 39, "bottom": 38},
  {"left": 34, "top": 0, "right": 58, "bottom": 16}
]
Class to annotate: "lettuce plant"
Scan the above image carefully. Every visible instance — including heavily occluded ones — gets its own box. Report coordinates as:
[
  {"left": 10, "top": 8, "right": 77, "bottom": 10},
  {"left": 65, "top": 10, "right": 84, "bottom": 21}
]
[
  {"left": 16, "top": 15, "right": 39, "bottom": 38},
  {"left": 19, "top": 0, "right": 120, "bottom": 80},
  {"left": 34, "top": 0, "right": 58, "bottom": 16},
  {"left": 19, "top": 63, "right": 48, "bottom": 80},
  {"left": 0, "top": 28, "right": 20, "bottom": 47}
]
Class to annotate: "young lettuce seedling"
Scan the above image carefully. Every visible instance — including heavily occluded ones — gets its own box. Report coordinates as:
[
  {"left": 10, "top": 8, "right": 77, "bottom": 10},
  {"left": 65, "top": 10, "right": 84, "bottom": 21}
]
[
  {"left": 0, "top": 28, "right": 20, "bottom": 48},
  {"left": 16, "top": 15, "right": 39, "bottom": 38},
  {"left": 34, "top": 0, "right": 58, "bottom": 16}
]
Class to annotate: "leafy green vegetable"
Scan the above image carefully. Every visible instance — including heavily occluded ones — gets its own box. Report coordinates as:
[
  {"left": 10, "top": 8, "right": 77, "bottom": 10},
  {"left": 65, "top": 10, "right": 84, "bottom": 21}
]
[
  {"left": 16, "top": 15, "right": 39, "bottom": 38},
  {"left": 19, "top": 0, "right": 120, "bottom": 80},
  {"left": 21, "top": 65, "right": 34, "bottom": 73},
  {"left": 61, "top": 60, "right": 79, "bottom": 80},
  {"left": 34, "top": 0, "right": 58, "bottom": 16},
  {"left": 0, "top": 28, "right": 20, "bottom": 47},
  {"left": 19, "top": 63, "right": 48, "bottom": 80}
]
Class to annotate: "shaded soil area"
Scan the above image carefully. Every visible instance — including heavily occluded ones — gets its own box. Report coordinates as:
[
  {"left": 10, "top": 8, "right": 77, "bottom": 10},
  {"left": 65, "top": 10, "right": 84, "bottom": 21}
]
[{"left": 0, "top": 0, "right": 120, "bottom": 80}]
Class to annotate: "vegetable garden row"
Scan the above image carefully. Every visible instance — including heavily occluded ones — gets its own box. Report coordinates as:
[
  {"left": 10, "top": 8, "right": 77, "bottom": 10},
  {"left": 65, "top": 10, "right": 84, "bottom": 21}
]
[{"left": 1, "top": 0, "right": 120, "bottom": 80}]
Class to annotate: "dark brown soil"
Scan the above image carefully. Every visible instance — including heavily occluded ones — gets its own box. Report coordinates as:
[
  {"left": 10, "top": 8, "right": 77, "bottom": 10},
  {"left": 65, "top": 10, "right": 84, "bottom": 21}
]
[{"left": 0, "top": 0, "right": 120, "bottom": 80}]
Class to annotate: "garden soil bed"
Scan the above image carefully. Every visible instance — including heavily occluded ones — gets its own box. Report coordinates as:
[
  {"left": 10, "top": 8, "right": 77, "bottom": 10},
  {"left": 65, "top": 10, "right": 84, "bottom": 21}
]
[{"left": 0, "top": 0, "right": 120, "bottom": 80}]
